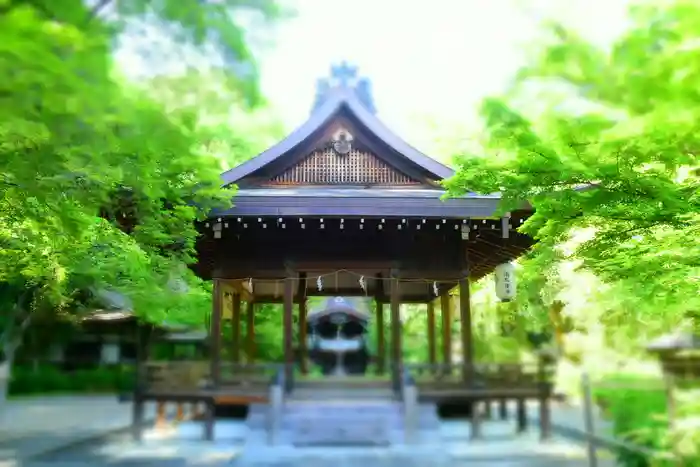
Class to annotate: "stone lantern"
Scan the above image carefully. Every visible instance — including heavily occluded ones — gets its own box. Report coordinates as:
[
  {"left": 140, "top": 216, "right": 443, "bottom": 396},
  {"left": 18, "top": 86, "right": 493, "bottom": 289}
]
[{"left": 646, "top": 332, "right": 700, "bottom": 380}]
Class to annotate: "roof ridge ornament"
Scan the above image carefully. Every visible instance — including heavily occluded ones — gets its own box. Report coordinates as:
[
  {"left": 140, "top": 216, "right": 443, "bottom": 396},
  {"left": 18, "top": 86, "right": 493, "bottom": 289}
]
[
  {"left": 312, "top": 61, "right": 377, "bottom": 114},
  {"left": 331, "top": 61, "right": 358, "bottom": 88}
]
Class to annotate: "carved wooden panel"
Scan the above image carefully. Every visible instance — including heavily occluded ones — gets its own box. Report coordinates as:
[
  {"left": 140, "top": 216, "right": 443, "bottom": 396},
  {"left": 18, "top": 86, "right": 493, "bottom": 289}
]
[{"left": 266, "top": 148, "right": 420, "bottom": 186}]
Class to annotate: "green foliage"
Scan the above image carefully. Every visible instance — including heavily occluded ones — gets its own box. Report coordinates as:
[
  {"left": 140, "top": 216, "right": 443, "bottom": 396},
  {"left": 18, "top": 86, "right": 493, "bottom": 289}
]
[
  {"left": 145, "top": 69, "right": 287, "bottom": 169},
  {"left": 9, "top": 365, "right": 135, "bottom": 395},
  {"left": 443, "top": 0, "right": 700, "bottom": 463},
  {"left": 445, "top": 0, "right": 700, "bottom": 334},
  {"left": 0, "top": 0, "right": 280, "bottom": 366},
  {"left": 593, "top": 374, "right": 668, "bottom": 467}
]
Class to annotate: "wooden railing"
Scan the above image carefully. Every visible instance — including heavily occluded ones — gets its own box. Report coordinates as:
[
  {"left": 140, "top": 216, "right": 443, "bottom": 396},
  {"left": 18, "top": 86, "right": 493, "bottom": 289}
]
[
  {"left": 143, "top": 360, "right": 210, "bottom": 393},
  {"left": 267, "top": 365, "right": 286, "bottom": 446},
  {"left": 405, "top": 360, "right": 555, "bottom": 440},
  {"left": 400, "top": 366, "right": 419, "bottom": 444},
  {"left": 133, "top": 361, "right": 286, "bottom": 442},
  {"left": 407, "top": 361, "right": 554, "bottom": 395},
  {"left": 219, "top": 362, "right": 281, "bottom": 388},
  {"left": 140, "top": 361, "right": 287, "bottom": 394}
]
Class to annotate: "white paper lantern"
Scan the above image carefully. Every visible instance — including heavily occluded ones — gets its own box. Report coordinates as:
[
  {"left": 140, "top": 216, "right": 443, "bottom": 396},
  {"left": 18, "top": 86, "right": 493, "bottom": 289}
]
[{"left": 494, "top": 263, "right": 516, "bottom": 302}]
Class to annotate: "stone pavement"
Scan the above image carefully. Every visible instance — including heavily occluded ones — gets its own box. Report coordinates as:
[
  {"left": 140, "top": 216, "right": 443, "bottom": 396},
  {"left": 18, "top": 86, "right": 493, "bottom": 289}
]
[
  {"left": 2, "top": 396, "right": 620, "bottom": 467},
  {"left": 0, "top": 395, "right": 166, "bottom": 466},
  {"left": 510, "top": 399, "right": 613, "bottom": 439},
  {"left": 23, "top": 416, "right": 618, "bottom": 467}
]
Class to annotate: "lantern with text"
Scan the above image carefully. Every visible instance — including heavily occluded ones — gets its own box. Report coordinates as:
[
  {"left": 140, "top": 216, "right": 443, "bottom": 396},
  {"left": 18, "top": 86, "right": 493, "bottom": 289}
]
[{"left": 494, "top": 263, "right": 516, "bottom": 302}]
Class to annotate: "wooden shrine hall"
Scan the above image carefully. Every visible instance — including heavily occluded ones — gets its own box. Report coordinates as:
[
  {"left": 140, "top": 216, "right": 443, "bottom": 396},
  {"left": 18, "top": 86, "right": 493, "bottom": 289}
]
[{"left": 132, "top": 63, "right": 553, "bottom": 443}]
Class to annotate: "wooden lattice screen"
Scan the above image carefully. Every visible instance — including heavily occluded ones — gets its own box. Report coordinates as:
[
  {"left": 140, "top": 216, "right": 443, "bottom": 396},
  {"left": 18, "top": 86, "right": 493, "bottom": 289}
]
[{"left": 266, "top": 148, "right": 420, "bottom": 185}]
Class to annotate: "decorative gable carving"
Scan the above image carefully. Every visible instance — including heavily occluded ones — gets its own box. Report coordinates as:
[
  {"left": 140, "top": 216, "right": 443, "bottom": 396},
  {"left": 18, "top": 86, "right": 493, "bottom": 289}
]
[{"left": 265, "top": 147, "right": 420, "bottom": 186}]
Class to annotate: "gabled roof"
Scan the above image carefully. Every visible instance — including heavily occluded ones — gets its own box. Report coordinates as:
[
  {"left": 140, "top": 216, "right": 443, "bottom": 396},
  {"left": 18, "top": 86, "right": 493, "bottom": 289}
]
[{"left": 220, "top": 66, "right": 453, "bottom": 186}]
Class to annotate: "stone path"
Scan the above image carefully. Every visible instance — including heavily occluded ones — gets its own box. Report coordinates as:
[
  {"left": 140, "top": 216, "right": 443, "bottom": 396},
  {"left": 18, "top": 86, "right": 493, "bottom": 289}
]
[
  {"left": 0, "top": 396, "right": 166, "bottom": 466},
  {"left": 24, "top": 417, "right": 618, "bottom": 467},
  {"left": 2, "top": 396, "right": 619, "bottom": 467}
]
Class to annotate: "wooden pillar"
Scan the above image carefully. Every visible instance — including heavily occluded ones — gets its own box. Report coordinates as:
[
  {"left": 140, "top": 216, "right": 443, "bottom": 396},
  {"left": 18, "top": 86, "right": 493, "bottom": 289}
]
[
  {"left": 191, "top": 402, "right": 201, "bottom": 419},
  {"left": 156, "top": 402, "right": 167, "bottom": 428},
  {"left": 484, "top": 400, "right": 493, "bottom": 419},
  {"left": 516, "top": 398, "right": 527, "bottom": 433},
  {"left": 440, "top": 294, "right": 452, "bottom": 367},
  {"left": 131, "top": 324, "right": 150, "bottom": 442},
  {"left": 283, "top": 270, "right": 295, "bottom": 392},
  {"left": 459, "top": 277, "right": 473, "bottom": 381},
  {"left": 538, "top": 356, "right": 552, "bottom": 440},
  {"left": 210, "top": 279, "right": 223, "bottom": 387},
  {"left": 203, "top": 399, "right": 215, "bottom": 440},
  {"left": 230, "top": 292, "right": 242, "bottom": 364},
  {"left": 499, "top": 398, "right": 508, "bottom": 420},
  {"left": 471, "top": 400, "right": 482, "bottom": 439},
  {"left": 297, "top": 273, "right": 308, "bottom": 374},
  {"left": 375, "top": 300, "right": 386, "bottom": 375},
  {"left": 299, "top": 299, "right": 308, "bottom": 374},
  {"left": 427, "top": 301, "right": 436, "bottom": 367},
  {"left": 390, "top": 272, "right": 402, "bottom": 391},
  {"left": 245, "top": 301, "right": 255, "bottom": 363}
]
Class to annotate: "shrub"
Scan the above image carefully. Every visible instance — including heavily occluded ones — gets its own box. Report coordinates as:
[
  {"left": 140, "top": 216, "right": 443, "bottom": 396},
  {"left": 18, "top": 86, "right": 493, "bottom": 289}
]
[
  {"left": 593, "top": 374, "right": 669, "bottom": 467},
  {"left": 8, "top": 364, "right": 135, "bottom": 395}
]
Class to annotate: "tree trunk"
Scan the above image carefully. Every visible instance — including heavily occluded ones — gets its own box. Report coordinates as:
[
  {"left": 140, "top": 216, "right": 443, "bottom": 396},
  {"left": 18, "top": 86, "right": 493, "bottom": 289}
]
[
  {"left": 548, "top": 300, "right": 566, "bottom": 353},
  {"left": 0, "top": 359, "right": 11, "bottom": 420},
  {"left": 0, "top": 309, "right": 32, "bottom": 416}
]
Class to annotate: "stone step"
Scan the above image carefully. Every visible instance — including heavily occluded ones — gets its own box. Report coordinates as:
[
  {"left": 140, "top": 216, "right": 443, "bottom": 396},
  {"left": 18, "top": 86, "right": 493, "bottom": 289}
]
[
  {"left": 246, "top": 417, "right": 440, "bottom": 431},
  {"left": 282, "top": 403, "right": 403, "bottom": 415},
  {"left": 244, "top": 426, "right": 443, "bottom": 448},
  {"left": 290, "top": 390, "right": 397, "bottom": 401},
  {"left": 246, "top": 402, "right": 441, "bottom": 431},
  {"left": 293, "top": 378, "right": 392, "bottom": 388},
  {"left": 290, "top": 416, "right": 391, "bottom": 446},
  {"left": 247, "top": 407, "right": 439, "bottom": 423},
  {"left": 245, "top": 400, "right": 442, "bottom": 447},
  {"left": 248, "top": 407, "right": 439, "bottom": 421}
]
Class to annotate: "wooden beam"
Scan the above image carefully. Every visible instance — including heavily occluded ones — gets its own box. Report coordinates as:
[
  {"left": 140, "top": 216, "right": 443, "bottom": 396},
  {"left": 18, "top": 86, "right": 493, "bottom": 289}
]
[
  {"left": 252, "top": 291, "right": 434, "bottom": 304},
  {"left": 440, "top": 294, "right": 452, "bottom": 366},
  {"left": 210, "top": 279, "right": 223, "bottom": 386},
  {"left": 225, "top": 279, "right": 253, "bottom": 302},
  {"left": 131, "top": 323, "right": 152, "bottom": 441},
  {"left": 245, "top": 301, "right": 255, "bottom": 363},
  {"left": 230, "top": 293, "right": 241, "bottom": 364},
  {"left": 427, "top": 301, "right": 436, "bottom": 366}
]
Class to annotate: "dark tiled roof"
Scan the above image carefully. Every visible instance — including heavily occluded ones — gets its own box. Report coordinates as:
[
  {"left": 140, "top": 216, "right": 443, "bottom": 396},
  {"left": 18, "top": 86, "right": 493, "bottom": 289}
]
[
  {"left": 215, "top": 187, "right": 501, "bottom": 218},
  {"left": 220, "top": 88, "right": 453, "bottom": 185}
]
